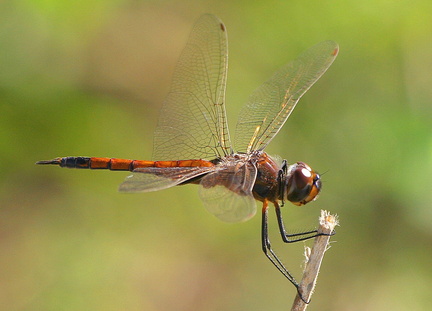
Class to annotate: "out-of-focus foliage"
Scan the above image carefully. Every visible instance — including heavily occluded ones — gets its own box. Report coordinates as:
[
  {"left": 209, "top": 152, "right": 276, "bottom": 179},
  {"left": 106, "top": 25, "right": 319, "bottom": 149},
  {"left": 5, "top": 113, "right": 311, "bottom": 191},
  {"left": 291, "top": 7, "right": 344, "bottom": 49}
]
[{"left": 1, "top": 1, "right": 431, "bottom": 310}]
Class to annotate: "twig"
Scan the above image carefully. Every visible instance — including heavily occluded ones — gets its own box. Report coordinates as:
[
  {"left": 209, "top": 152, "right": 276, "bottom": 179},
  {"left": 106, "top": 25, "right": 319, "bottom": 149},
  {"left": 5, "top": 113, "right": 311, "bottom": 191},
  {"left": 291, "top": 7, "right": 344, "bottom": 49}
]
[{"left": 291, "top": 210, "right": 338, "bottom": 311}]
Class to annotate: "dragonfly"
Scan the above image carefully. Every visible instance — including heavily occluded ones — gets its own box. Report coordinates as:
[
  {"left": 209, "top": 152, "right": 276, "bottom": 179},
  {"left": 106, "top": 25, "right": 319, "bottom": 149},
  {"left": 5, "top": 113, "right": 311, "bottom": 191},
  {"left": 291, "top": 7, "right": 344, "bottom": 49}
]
[{"left": 37, "top": 14, "right": 338, "bottom": 294}]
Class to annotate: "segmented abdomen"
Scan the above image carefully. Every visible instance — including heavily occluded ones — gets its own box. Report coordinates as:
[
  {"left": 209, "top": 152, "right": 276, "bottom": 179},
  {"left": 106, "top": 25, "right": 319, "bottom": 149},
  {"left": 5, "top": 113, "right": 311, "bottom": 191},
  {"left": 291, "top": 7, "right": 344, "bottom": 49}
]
[{"left": 36, "top": 157, "right": 214, "bottom": 171}]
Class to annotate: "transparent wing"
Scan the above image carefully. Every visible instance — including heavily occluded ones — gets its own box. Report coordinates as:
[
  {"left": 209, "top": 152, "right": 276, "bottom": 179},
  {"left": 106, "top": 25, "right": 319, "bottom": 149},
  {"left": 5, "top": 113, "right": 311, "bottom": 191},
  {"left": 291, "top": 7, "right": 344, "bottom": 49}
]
[
  {"left": 153, "top": 14, "right": 232, "bottom": 161},
  {"left": 119, "top": 166, "right": 215, "bottom": 193},
  {"left": 199, "top": 161, "right": 257, "bottom": 223},
  {"left": 235, "top": 41, "right": 339, "bottom": 153}
]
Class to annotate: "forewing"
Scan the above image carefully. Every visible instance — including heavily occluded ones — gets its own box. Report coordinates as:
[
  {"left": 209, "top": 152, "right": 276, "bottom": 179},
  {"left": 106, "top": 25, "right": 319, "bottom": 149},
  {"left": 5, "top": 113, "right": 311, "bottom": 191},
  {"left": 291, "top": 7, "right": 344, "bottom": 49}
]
[
  {"left": 153, "top": 14, "right": 232, "bottom": 161},
  {"left": 235, "top": 41, "right": 339, "bottom": 153},
  {"left": 119, "top": 166, "right": 215, "bottom": 193},
  {"left": 199, "top": 161, "right": 257, "bottom": 223}
]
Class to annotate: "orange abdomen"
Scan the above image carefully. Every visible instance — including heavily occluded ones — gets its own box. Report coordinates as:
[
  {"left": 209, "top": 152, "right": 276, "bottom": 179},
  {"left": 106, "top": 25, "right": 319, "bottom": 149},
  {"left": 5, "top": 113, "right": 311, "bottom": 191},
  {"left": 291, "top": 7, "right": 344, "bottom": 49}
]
[{"left": 36, "top": 157, "right": 214, "bottom": 171}]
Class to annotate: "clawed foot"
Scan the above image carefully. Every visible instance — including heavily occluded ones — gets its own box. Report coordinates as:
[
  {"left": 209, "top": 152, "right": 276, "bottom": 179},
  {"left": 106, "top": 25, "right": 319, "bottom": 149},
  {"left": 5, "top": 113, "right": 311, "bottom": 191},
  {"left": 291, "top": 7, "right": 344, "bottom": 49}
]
[
  {"left": 296, "top": 286, "right": 311, "bottom": 304},
  {"left": 318, "top": 229, "right": 336, "bottom": 237}
]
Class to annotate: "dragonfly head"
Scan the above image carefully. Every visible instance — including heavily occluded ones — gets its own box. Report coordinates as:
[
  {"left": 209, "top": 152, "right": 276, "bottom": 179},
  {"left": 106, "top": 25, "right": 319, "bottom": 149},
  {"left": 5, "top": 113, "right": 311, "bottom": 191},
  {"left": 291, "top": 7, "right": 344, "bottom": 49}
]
[{"left": 284, "top": 162, "right": 321, "bottom": 206}]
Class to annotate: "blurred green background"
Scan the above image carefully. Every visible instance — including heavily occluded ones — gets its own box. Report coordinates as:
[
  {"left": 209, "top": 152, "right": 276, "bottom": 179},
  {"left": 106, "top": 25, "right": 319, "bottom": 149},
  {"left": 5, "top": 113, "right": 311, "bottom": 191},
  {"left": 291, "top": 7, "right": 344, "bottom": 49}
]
[{"left": 1, "top": 0, "right": 432, "bottom": 310}]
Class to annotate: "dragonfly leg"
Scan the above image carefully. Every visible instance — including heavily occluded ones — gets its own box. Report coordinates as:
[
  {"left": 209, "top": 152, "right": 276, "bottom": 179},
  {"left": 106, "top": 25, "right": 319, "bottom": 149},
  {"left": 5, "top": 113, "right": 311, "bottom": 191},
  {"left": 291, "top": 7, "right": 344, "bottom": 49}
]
[
  {"left": 261, "top": 200, "right": 299, "bottom": 288},
  {"left": 265, "top": 201, "right": 334, "bottom": 304},
  {"left": 274, "top": 202, "right": 335, "bottom": 243}
]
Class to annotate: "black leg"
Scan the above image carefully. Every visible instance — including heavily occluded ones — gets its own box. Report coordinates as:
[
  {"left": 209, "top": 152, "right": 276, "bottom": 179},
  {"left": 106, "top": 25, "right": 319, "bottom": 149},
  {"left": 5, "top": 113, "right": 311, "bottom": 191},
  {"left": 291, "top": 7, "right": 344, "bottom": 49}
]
[
  {"left": 261, "top": 200, "right": 299, "bottom": 287},
  {"left": 261, "top": 201, "right": 335, "bottom": 304},
  {"left": 274, "top": 202, "right": 334, "bottom": 243}
]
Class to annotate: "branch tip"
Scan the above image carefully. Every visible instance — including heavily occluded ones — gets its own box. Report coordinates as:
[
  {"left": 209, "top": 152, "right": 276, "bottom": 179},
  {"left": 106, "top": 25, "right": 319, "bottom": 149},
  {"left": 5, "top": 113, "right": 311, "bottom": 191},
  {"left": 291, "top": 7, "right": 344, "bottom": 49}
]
[{"left": 291, "top": 210, "right": 338, "bottom": 311}]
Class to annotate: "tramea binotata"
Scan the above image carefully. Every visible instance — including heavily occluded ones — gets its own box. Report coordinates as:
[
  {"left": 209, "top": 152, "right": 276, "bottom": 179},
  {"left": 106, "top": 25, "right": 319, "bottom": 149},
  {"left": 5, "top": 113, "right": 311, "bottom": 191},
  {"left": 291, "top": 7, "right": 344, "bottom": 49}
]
[{"left": 37, "top": 14, "right": 338, "bottom": 295}]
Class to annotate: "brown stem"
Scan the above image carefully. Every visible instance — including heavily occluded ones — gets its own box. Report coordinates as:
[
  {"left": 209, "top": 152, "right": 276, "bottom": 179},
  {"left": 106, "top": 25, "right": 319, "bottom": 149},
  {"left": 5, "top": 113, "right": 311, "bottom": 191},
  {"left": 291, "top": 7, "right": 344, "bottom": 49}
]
[{"left": 291, "top": 210, "right": 338, "bottom": 311}]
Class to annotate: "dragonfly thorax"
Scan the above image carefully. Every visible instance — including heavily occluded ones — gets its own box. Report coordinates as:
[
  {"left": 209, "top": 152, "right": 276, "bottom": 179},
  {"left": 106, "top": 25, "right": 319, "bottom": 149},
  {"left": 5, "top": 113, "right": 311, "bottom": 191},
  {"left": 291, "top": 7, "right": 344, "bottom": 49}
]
[{"left": 283, "top": 162, "right": 321, "bottom": 206}]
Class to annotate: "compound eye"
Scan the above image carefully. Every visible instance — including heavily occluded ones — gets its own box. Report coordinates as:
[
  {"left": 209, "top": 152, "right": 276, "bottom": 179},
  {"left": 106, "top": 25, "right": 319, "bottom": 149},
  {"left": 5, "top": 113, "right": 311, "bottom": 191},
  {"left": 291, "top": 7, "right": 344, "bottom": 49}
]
[{"left": 286, "top": 162, "right": 321, "bottom": 205}]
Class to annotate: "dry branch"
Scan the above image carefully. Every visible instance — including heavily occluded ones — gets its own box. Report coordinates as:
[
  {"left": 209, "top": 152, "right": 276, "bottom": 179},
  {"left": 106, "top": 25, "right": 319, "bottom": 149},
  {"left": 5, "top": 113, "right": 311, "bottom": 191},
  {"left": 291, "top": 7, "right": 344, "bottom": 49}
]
[{"left": 291, "top": 210, "right": 338, "bottom": 311}]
